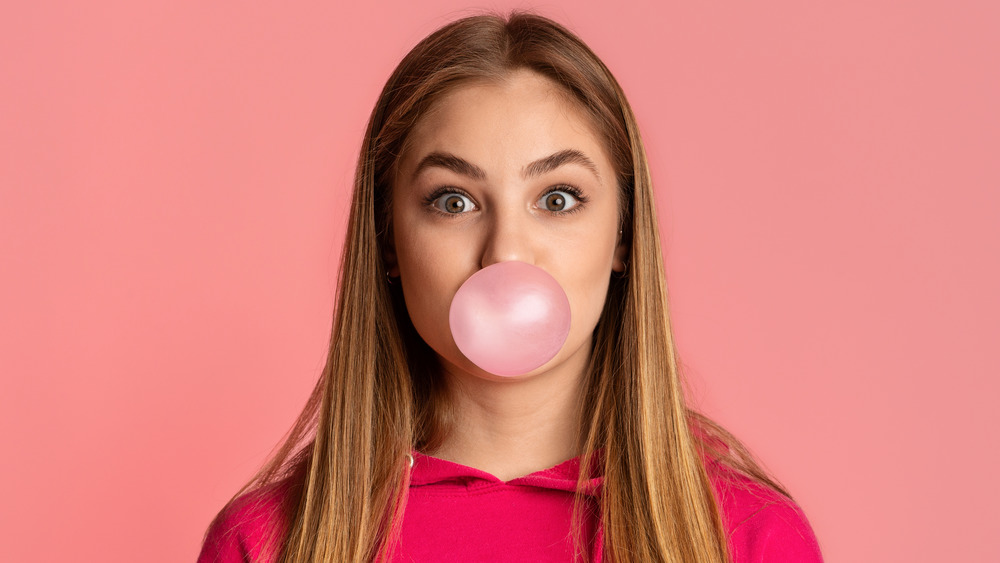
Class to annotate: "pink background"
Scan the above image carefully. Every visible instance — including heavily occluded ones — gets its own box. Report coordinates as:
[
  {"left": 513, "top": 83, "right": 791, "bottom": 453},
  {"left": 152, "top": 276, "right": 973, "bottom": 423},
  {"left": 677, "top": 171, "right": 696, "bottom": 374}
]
[{"left": 2, "top": 1, "right": 997, "bottom": 561}]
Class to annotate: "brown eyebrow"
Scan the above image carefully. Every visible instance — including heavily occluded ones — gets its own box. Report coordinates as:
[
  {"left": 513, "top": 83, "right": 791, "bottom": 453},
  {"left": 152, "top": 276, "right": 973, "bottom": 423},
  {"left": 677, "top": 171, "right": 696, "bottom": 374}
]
[
  {"left": 412, "top": 152, "right": 487, "bottom": 181},
  {"left": 522, "top": 149, "right": 601, "bottom": 181},
  {"left": 411, "top": 149, "right": 601, "bottom": 183}
]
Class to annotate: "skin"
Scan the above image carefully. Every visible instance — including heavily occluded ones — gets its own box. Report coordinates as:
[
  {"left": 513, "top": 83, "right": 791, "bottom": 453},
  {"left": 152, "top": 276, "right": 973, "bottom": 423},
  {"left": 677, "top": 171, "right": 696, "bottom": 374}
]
[{"left": 385, "top": 69, "right": 628, "bottom": 480}]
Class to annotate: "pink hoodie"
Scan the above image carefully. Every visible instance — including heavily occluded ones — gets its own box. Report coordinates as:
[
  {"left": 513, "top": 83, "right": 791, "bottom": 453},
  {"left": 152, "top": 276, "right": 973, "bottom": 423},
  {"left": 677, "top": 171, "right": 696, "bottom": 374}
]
[{"left": 198, "top": 452, "right": 822, "bottom": 562}]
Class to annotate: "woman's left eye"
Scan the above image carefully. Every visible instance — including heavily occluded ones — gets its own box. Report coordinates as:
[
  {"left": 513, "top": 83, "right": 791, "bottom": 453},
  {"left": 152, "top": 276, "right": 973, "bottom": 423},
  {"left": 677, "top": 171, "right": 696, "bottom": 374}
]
[{"left": 537, "top": 188, "right": 581, "bottom": 212}]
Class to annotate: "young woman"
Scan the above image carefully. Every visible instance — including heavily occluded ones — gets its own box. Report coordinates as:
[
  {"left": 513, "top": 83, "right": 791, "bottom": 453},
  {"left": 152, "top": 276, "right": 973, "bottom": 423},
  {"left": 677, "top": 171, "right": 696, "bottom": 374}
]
[{"left": 198, "top": 12, "right": 822, "bottom": 563}]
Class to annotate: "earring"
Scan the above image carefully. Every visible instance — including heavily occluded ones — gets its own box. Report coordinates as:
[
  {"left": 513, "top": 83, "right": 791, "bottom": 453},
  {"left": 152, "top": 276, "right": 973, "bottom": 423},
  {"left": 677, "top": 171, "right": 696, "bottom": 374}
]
[{"left": 386, "top": 271, "right": 396, "bottom": 284}]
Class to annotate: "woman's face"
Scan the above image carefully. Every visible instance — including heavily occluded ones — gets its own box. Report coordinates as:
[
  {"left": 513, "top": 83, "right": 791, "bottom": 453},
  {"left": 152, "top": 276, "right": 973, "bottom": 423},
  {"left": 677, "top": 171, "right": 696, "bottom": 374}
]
[{"left": 387, "top": 69, "right": 628, "bottom": 382}]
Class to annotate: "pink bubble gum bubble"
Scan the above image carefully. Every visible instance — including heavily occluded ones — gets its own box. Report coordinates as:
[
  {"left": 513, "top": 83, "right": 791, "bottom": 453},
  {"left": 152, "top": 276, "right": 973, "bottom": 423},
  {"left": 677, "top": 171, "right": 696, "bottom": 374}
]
[{"left": 449, "top": 261, "right": 572, "bottom": 377}]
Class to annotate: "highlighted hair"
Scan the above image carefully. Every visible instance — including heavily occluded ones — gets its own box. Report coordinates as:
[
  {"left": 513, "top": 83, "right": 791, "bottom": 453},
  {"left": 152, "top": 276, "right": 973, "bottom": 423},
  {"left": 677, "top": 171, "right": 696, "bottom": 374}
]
[{"left": 208, "top": 12, "right": 788, "bottom": 563}]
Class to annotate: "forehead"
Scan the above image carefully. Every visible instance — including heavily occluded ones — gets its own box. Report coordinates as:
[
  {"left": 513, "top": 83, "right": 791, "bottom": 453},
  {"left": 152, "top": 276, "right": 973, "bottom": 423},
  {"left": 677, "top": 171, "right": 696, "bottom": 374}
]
[{"left": 397, "top": 70, "right": 613, "bottom": 177}]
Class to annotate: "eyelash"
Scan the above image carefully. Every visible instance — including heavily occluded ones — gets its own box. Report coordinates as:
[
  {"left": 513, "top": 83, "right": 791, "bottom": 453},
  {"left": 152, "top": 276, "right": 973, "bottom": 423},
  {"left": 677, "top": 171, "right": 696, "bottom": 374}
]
[{"left": 422, "top": 185, "right": 589, "bottom": 217}]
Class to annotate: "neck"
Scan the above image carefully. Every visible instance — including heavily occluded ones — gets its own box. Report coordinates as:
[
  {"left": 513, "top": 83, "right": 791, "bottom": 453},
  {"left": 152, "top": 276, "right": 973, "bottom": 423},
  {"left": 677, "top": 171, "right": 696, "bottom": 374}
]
[{"left": 429, "top": 339, "right": 591, "bottom": 481}]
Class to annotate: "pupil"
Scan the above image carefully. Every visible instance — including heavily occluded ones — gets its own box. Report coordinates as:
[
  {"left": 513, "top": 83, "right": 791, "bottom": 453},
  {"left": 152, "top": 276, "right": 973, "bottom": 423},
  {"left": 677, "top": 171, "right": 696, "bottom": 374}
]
[
  {"left": 547, "top": 193, "right": 565, "bottom": 210},
  {"left": 446, "top": 196, "right": 464, "bottom": 212}
]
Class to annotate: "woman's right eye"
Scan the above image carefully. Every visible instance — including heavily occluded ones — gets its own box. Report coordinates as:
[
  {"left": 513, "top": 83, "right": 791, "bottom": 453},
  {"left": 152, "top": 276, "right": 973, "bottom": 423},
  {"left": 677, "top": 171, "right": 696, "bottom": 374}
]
[{"left": 431, "top": 192, "right": 476, "bottom": 214}]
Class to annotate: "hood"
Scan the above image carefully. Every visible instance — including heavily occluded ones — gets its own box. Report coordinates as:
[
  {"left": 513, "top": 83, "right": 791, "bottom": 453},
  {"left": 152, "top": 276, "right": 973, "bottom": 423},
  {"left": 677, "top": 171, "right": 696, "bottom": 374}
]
[{"left": 408, "top": 450, "right": 604, "bottom": 497}]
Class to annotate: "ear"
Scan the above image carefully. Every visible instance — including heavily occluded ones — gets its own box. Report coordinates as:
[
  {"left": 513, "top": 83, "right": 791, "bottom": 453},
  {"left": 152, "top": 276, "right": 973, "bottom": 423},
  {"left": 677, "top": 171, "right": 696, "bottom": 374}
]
[
  {"left": 383, "top": 226, "right": 400, "bottom": 278},
  {"left": 612, "top": 230, "right": 630, "bottom": 273}
]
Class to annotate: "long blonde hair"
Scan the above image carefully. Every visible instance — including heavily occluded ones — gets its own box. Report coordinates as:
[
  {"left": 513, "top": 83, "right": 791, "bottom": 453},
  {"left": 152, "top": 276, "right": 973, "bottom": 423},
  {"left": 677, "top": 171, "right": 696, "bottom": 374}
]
[{"left": 210, "top": 12, "right": 788, "bottom": 563}]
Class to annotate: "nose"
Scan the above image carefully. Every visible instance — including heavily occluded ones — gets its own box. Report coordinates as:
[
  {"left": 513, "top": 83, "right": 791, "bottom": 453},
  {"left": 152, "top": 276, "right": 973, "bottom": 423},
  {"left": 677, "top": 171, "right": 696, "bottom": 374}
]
[{"left": 479, "top": 206, "right": 536, "bottom": 269}]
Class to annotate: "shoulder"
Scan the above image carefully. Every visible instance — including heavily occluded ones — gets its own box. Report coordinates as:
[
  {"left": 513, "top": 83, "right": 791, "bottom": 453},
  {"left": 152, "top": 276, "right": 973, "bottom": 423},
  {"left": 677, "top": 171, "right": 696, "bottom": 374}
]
[
  {"left": 708, "top": 465, "right": 824, "bottom": 563},
  {"left": 197, "top": 481, "right": 294, "bottom": 563}
]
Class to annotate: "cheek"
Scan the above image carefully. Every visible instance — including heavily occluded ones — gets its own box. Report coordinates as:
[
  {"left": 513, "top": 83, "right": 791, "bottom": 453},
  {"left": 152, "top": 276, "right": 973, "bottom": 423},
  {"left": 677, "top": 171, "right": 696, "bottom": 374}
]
[
  {"left": 574, "top": 262, "right": 614, "bottom": 329},
  {"left": 397, "top": 227, "right": 465, "bottom": 292},
  {"left": 394, "top": 227, "right": 469, "bottom": 345},
  {"left": 559, "top": 235, "right": 617, "bottom": 337}
]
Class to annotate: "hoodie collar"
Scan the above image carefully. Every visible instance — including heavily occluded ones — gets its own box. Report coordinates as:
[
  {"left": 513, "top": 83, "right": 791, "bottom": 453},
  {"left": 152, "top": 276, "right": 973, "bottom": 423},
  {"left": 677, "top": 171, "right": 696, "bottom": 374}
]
[{"left": 408, "top": 451, "right": 604, "bottom": 497}]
